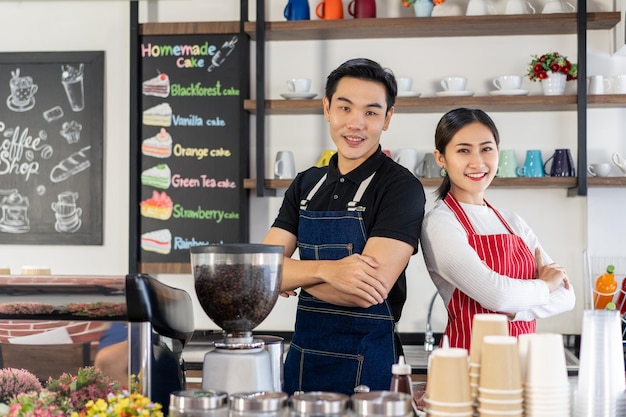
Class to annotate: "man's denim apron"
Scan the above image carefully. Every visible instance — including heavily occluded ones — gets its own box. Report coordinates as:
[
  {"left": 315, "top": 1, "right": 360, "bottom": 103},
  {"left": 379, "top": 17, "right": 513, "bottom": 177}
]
[{"left": 283, "top": 172, "right": 397, "bottom": 395}]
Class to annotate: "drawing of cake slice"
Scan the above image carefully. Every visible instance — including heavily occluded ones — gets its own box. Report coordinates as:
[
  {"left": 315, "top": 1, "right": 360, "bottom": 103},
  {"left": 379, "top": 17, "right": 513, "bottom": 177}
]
[
  {"left": 141, "top": 163, "right": 171, "bottom": 189},
  {"left": 142, "top": 128, "right": 172, "bottom": 158},
  {"left": 143, "top": 103, "right": 172, "bottom": 127},
  {"left": 140, "top": 190, "right": 173, "bottom": 220},
  {"left": 142, "top": 73, "right": 170, "bottom": 98},
  {"left": 141, "top": 228, "right": 172, "bottom": 255}
]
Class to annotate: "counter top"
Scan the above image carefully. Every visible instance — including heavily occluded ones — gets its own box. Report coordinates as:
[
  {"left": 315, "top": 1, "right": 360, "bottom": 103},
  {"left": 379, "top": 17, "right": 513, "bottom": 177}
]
[{"left": 181, "top": 342, "right": 580, "bottom": 375}]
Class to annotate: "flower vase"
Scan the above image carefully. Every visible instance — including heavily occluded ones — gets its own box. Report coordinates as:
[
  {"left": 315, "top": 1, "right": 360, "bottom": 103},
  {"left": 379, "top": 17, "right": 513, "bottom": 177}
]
[
  {"left": 413, "top": 0, "right": 434, "bottom": 16},
  {"left": 542, "top": 72, "right": 567, "bottom": 95}
]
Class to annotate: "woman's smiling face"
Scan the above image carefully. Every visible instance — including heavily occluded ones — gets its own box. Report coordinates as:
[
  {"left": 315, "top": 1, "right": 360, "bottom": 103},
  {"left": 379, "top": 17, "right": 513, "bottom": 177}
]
[{"left": 435, "top": 121, "right": 499, "bottom": 205}]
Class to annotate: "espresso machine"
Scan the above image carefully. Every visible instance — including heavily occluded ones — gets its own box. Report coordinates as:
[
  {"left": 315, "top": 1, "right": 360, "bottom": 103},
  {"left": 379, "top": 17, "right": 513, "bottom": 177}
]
[{"left": 190, "top": 244, "right": 284, "bottom": 394}]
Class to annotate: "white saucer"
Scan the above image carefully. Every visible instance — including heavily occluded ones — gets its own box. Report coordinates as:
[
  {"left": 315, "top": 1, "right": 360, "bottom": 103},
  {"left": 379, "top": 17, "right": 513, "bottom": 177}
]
[
  {"left": 280, "top": 92, "right": 317, "bottom": 100},
  {"left": 489, "top": 89, "right": 529, "bottom": 96},
  {"left": 6, "top": 95, "right": 35, "bottom": 112},
  {"left": 397, "top": 91, "right": 421, "bottom": 98},
  {"left": 435, "top": 90, "right": 474, "bottom": 97}
]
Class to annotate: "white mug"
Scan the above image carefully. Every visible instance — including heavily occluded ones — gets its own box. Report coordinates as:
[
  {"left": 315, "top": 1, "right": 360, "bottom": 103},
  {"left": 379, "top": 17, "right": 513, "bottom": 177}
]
[
  {"left": 588, "top": 75, "right": 612, "bottom": 95},
  {"left": 441, "top": 76, "right": 467, "bottom": 92},
  {"left": 287, "top": 78, "right": 311, "bottom": 93},
  {"left": 612, "top": 152, "right": 626, "bottom": 176},
  {"left": 587, "top": 163, "right": 612, "bottom": 177},
  {"left": 613, "top": 74, "right": 626, "bottom": 94},
  {"left": 274, "top": 151, "right": 296, "bottom": 179},
  {"left": 395, "top": 77, "right": 413, "bottom": 92},
  {"left": 504, "top": 0, "right": 535, "bottom": 14},
  {"left": 393, "top": 148, "right": 419, "bottom": 173},
  {"left": 542, "top": 0, "right": 575, "bottom": 13},
  {"left": 493, "top": 75, "right": 523, "bottom": 91}
]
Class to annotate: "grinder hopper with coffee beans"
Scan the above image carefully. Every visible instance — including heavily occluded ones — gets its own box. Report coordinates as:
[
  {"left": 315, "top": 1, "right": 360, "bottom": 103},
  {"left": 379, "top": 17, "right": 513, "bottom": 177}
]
[{"left": 190, "top": 244, "right": 284, "bottom": 394}]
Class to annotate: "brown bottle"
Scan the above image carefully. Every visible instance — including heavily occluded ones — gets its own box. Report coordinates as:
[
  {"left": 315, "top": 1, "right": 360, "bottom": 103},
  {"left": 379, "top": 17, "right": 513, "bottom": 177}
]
[{"left": 389, "top": 355, "right": 413, "bottom": 395}]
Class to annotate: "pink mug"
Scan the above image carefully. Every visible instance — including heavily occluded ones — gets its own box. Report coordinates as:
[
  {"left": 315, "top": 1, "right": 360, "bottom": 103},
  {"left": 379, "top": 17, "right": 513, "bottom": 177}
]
[{"left": 348, "top": 0, "right": 376, "bottom": 18}]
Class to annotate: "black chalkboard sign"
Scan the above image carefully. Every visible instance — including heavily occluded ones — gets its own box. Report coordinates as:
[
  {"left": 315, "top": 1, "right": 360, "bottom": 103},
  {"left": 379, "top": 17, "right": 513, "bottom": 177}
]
[
  {"left": 137, "top": 34, "right": 248, "bottom": 270},
  {"left": 0, "top": 51, "right": 104, "bottom": 245}
]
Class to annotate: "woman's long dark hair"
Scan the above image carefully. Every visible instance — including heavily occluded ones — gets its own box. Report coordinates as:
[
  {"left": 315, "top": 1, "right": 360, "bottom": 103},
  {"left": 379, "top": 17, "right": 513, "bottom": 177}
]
[{"left": 434, "top": 108, "right": 500, "bottom": 200}]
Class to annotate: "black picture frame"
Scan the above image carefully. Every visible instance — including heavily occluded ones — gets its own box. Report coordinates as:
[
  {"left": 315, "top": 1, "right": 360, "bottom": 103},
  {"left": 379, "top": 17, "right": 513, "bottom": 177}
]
[{"left": 0, "top": 51, "right": 104, "bottom": 245}]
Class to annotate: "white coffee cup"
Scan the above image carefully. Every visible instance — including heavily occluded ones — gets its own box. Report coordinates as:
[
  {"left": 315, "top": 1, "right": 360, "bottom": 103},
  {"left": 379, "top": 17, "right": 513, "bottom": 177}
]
[
  {"left": 493, "top": 75, "right": 523, "bottom": 91},
  {"left": 588, "top": 75, "right": 612, "bottom": 95},
  {"left": 274, "top": 151, "right": 296, "bottom": 179},
  {"left": 587, "top": 163, "right": 612, "bottom": 177},
  {"left": 613, "top": 74, "right": 626, "bottom": 94},
  {"left": 393, "top": 148, "right": 418, "bottom": 173},
  {"left": 396, "top": 77, "right": 413, "bottom": 92},
  {"left": 287, "top": 78, "right": 311, "bottom": 94},
  {"left": 441, "top": 76, "right": 467, "bottom": 92}
]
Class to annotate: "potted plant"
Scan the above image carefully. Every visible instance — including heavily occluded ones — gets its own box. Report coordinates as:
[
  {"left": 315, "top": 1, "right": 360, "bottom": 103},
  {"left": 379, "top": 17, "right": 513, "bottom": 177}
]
[
  {"left": 527, "top": 52, "right": 578, "bottom": 95},
  {"left": 402, "top": 0, "right": 445, "bottom": 17}
]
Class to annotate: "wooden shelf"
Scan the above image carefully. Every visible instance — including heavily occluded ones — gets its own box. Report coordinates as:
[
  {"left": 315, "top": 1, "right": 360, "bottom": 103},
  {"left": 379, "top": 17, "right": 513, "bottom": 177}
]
[
  {"left": 139, "top": 21, "right": 240, "bottom": 35},
  {"left": 244, "top": 177, "right": 579, "bottom": 190},
  {"left": 587, "top": 176, "right": 626, "bottom": 186},
  {"left": 244, "top": 94, "right": 626, "bottom": 115},
  {"left": 244, "top": 13, "right": 620, "bottom": 41},
  {"left": 244, "top": 95, "right": 585, "bottom": 114}
]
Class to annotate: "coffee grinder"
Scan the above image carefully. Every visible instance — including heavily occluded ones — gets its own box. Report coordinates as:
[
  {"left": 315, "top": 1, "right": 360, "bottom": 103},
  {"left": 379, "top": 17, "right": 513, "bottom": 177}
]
[{"left": 190, "top": 244, "right": 283, "bottom": 393}]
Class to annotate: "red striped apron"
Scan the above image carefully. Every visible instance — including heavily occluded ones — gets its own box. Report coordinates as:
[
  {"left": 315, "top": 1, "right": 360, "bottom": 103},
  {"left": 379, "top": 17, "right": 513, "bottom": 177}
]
[{"left": 443, "top": 193, "right": 536, "bottom": 350}]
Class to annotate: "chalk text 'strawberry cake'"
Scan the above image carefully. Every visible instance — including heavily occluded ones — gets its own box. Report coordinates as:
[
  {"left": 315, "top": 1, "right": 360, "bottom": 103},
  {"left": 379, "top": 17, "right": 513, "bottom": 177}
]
[
  {"left": 140, "top": 190, "right": 173, "bottom": 220},
  {"left": 142, "top": 73, "right": 170, "bottom": 98},
  {"left": 142, "top": 128, "right": 172, "bottom": 158},
  {"left": 141, "top": 229, "right": 172, "bottom": 254},
  {"left": 141, "top": 163, "right": 171, "bottom": 189},
  {"left": 143, "top": 103, "right": 172, "bottom": 127}
]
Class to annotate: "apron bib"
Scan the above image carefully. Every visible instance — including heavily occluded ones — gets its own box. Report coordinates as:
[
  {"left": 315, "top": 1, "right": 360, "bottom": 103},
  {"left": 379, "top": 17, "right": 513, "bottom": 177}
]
[
  {"left": 283, "top": 173, "right": 397, "bottom": 395},
  {"left": 442, "top": 193, "right": 537, "bottom": 350}
]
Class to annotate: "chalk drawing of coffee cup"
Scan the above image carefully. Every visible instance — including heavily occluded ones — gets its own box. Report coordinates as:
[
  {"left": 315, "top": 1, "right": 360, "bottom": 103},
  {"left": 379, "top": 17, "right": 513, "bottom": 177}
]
[{"left": 7, "top": 69, "right": 37, "bottom": 112}]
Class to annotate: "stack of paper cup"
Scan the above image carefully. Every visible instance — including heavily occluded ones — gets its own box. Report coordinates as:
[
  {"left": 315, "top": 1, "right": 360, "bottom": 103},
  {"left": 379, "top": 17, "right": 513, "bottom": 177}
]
[
  {"left": 523, "top": 333, "right": 570, "bottom": 417},
  {"left": 575, "top": 309, "right": 626, "bottom": 417},
  {"left": 469, "top": 314, "right": 509, "bottom": 407},
  {"left": 477, "top": 335, "right": 523, "bottom": 417},
  {"left": 424, "top": 348, "right": 473, "bottom": 417}
]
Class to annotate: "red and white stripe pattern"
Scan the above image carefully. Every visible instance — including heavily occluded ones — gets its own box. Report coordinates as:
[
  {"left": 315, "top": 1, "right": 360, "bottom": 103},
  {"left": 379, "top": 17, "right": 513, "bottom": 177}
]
[{"left": 442, "top": 193, "right": 536, "bottom": 350}]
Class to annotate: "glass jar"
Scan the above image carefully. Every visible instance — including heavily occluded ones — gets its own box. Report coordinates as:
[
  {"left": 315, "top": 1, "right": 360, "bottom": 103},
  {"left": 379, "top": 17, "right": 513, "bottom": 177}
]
[
  {"left": 351, "top": 391, "right": 413, "bottom": 417},
  {"left": 229, "top": 391, "right": 289, "bottom": 417},
  {"left": 169, "top": 389, "right": 229, "bottom": 417},
  {"left": 290, "top": 392, "right": 350, "bottom": 417}
]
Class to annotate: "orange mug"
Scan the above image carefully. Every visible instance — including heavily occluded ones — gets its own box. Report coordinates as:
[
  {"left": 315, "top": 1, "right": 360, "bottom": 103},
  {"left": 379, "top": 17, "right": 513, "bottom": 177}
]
[{"left": 316, "top": 0, "right": 344, "bottom": 19}]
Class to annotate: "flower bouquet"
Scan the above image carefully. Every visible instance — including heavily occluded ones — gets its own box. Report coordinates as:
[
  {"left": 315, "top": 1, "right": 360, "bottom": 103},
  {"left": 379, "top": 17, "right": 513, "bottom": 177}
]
[
  {"left": 73, "top": 391, "right": 163, "bottom": 417},
  {"left": 0, "top": 368, "right": 42, "bottom": 404},
  {"left": 45, "top": 366, "right": 119, "bottom": 414},
  {"left": 0, "top": 366, "right": 164, "bottom": 417},
  {"left": 527, "top": 51, "right": 577, "bottom": 81},
  {"left": 527, "top": 52, "right": 577, "bottom": 95}
]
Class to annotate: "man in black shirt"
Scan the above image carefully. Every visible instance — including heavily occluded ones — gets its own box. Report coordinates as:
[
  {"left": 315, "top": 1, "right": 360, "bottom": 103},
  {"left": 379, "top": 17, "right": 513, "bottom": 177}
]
[{"left": 263, "top": 58, "right": 425, "bottom": 395}]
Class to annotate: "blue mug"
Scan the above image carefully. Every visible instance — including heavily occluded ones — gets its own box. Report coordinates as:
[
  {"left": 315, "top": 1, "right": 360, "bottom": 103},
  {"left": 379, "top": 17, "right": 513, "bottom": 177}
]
[
  {"left": 517, "top": 150, "right": 545, "bottom": 177},
  {"left": 284, "top": 0, "right": 311, "bottom": 20}
]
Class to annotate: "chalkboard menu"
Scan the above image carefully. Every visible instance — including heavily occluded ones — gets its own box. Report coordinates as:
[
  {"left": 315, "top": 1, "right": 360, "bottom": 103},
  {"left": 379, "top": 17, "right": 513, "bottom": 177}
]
[
  {"left": 138, "top": 34, "right": 248, "bottom": 270},
  {"left": 0, "top": 51, "right": 104, "bottom": 245}
]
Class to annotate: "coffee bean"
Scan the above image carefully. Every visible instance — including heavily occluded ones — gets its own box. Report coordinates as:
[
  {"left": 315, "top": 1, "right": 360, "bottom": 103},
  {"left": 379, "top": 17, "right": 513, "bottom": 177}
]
[{"left": 194, "top": 263, "right": 281, "bottom": 332}]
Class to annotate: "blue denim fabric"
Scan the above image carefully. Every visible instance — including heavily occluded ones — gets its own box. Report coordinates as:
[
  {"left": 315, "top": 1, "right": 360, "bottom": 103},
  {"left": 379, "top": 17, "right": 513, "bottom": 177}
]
[{"left": 283, "top": 209, "right": 396, "bottom": 395}]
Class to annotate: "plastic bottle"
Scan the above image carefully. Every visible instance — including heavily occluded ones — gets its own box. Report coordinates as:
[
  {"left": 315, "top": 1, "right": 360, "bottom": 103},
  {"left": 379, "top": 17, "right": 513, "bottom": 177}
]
[
  {"left": 389, "top": 355, "right": 413, "bottom": 395},
  {"left": 593, "top": 264, "right": 617, "bottom": 310}
]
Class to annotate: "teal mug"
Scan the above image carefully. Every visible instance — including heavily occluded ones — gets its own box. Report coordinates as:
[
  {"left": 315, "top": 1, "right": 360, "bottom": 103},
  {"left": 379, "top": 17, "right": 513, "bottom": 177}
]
[
  {"left": 517, "top": 150, "right": 545, "bottom": 177},
  {"left": 496, "top": 149, "right": 518, "bottom": 178}
]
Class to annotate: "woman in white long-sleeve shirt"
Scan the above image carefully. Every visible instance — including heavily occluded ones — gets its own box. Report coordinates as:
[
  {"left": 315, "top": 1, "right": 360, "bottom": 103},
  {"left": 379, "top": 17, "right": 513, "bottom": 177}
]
[{"left": 420, "top": 108, "right": 575, "bottom": 349}]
